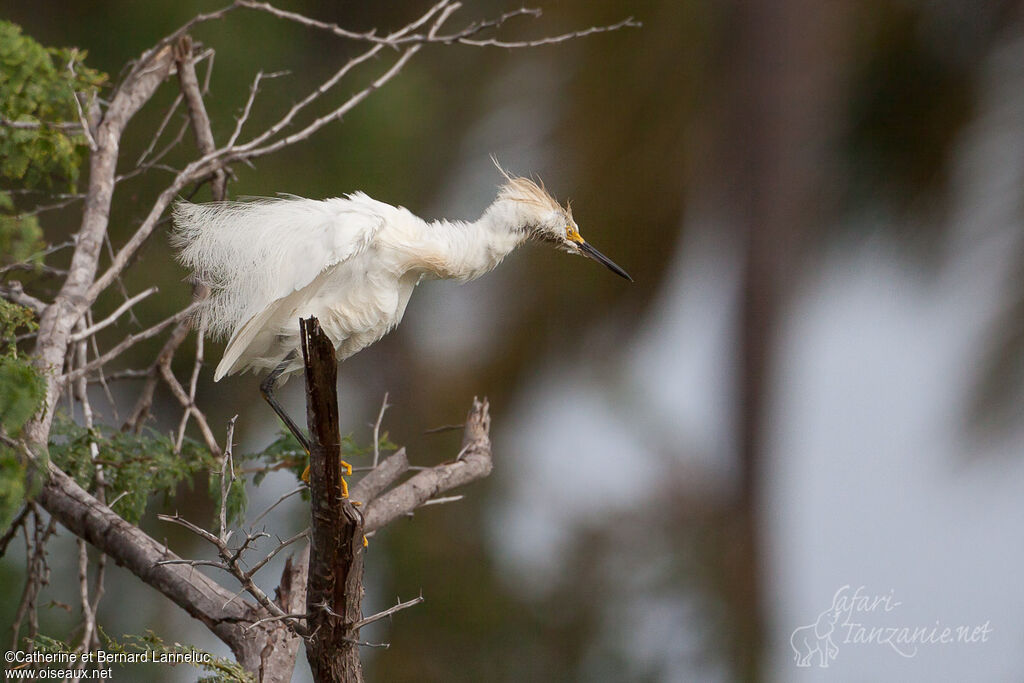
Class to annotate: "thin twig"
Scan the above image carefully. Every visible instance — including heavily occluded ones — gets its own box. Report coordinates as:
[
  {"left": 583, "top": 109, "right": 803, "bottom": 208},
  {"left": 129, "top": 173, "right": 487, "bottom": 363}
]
[
  {"left": 61, "top": 303, "right": 201, "bottom": 384},
  {"left": 249, "top": 484, "right": 307, "bottom": 527},
  {"left": 0, "top": 506, "right": 30, "bottom": 559},
  {"left": 371, "top": 392, "right": 389, "bottom": 467},
  {"left": 0, "top": 118, "right": 81, "bottom": 131},
  {"left": 441, "top": 16, "right": 641, "bottom": 48},
  {"left": 419, "top": 495, "right": 464, "bottom": 507},
  {"left": 0, "top": 282, "right": 47, "bottom": 314},
  {"left": 228, "top": 69, "right": 289, "bottom": 148},
  {"left": 157, "top": 513, "right": 287, "bottom": 619},
  {"left": 354, "top": 594, "right": 424, "bottom": 629},
  {"left": 243, "top": 612, "right": 308, "bottom": 632},
  {"left": 244, "top": 529, "right": 308, "bottom": 578},
  {"left": 219, "top": 416, "right": 237, "bottom": 540},
  {"left": 70, "top": 287, "right": 158, "bottom": 341},
  {"left": 67, "top": 54, "right": 98, "bottom": 151},
  {"left": 137, "top": 93, "right": 184, "bottom": 165},
  {"left": 423, "top": 423, "right": 463, "bottom": 434}
]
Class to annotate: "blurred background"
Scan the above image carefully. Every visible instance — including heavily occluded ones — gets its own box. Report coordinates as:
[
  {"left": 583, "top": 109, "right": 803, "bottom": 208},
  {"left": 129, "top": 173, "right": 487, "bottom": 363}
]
[{"left": 4, "top": 0, "right": 1024, "bottom": 680}]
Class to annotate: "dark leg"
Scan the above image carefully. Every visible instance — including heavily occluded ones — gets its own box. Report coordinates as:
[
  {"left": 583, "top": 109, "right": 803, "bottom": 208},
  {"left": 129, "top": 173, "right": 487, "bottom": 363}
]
[{"left": 259, "top": 352, "right": 310, "bottom": 453}]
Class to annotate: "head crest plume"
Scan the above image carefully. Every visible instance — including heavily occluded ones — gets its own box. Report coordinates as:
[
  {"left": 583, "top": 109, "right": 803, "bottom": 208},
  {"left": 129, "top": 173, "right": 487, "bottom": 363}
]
[{"left": 491, "top": 156, "right": 564, "bottom": 215}]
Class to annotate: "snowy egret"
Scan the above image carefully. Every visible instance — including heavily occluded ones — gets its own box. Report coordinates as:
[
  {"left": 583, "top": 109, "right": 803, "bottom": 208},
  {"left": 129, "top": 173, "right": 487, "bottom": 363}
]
[{"left": 173, "top": 166, "right": 630, "bottom": 453}]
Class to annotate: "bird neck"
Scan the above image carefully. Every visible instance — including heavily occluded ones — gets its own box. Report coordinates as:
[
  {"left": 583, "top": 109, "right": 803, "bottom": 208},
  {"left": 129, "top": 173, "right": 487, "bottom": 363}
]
[{"left": 414, "top": 199, "right": 529, "bottom": 281}]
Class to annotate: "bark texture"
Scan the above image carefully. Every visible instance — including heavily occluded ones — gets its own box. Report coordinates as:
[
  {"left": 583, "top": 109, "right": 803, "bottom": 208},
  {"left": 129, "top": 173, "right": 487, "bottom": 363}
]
[{"left": 301, "top": 317, "right": 365, "bottom": 682}]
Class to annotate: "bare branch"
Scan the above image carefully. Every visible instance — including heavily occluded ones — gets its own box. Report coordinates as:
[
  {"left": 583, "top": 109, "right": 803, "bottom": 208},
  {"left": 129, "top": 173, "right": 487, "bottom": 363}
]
[
  {"left": 0, "top": 281, "right": 47, "bottom": 314},
  {"left": 249, "top": 484, "right": 308, "bottom": 527},
  {"left": 155, "top": 558, "right": 228, "bottom": 569},
  {"left": 157, "top": 512, "right": 223, "bottom": 547},
  {"left": 176, "top": 36, "right": 226, "bottom": 198},
  {"left": 137, "top": 93, "right": 184, "bottom": 165},
  {"left": 423, "top": 422, "right": 465, "bottom": 434},
  {"left": 236, "top": 0, "right": 638, "bottom": 50},
  {"left": 354, "top": 595, "right": 424, "bottom": 630},
  {"left": 371, "top": 392, "right": 390, "bottom": 467},
  {"left": 67, "top": 53, "right": 98, "bottom": 152},
  {"left": 219, "top": 417, "right": 237, "bottom": 538},
  {"left": 122, "top": 315, "right": 193, "bottom": 432},
  {"left": 0, "top": 506, "right": 30, "bottom": 559},
  {"left": 349, "top": 448, "right": 408, "bottom": 506},
  {"left": 237, "top": 0, "right": 452, "bottom": 153},
  {"left": 69, "top": 287, "right": 158, "bottom": 342},
  {"left": 0, "top": 118, "right": 81, "bottom": 131},
  {"left": 236, "top": 0, "right": 386, "bottom": 43},
  {"left": 75, "top": 540, "right": 97, "bottom": 653},
  {"left": 240, "top": 43, "right": 387, "bottom": 151},
  {"left": 27, "top": 39, "right": 179, "bottom": 446},
  {"left": 440, "top": 16, "right": 641, "bottom": 48},
  {"left": 128, "top": 2, "right": 240, "bottom": 81},
  {"left": 10, "top": 508, "right": 57, "bottom": 651},
  {"left": 244, "top": 46, "right": 421, "bottom": 160},
  {"left": 156, "top": 513, "right": 289, "bottom": 620},
  {"left": 362, "top": 398, "right": 491, "bottom": 533},
  {"left": 243, "top": 612, "right": 308, "bottom": 633},
  {"left": 228, "top": 70, "right": 288, "bottom": 148},
  {"left": 419, "top": 495, "right": 464, "bottom": 507},
  {"left": 245, "top": 529, "right": 309, "bottom": 578},
  {"left": 61, "top": 302, "right": 201, "bottom": 384}
]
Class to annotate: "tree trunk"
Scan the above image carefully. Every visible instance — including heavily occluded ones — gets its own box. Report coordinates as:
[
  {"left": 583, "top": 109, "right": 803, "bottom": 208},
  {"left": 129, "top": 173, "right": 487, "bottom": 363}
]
[{"left": 301, "top": 317, "right": 366, "bottom": 682}]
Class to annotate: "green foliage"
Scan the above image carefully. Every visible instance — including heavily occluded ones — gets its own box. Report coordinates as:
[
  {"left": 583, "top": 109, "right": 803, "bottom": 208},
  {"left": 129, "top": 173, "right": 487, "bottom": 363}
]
[
  {"left": 241, "top": 427, "right": 397, "bottom": 489},
  {"left": 0, "top": 300, "right": 43, "bottom": 528},
  {"left": 0, "top": 297, "right": 37, "bottom": 355},
  {"left": 0, "top": 191, "right": 43, "bottom": 265},
  {"left": 31, "top": 630, "right": 255, "bottom": 683},
  {"left": 0, "top": 358, "right": 45, "bottom": 435},
  {"left": 48, "top": 416, "right": 246, "bottom": 527},
  {"left": 0, "top": 20, "right": 105, "bottom": 268},
  {"left": 0, "top": 20, "right": 105, "bottom": 190},
  {"left": 0, "top": 450, "right": 27, "bottom": 530},
  {"left": 244, "top": 429, "right": 308, "bottom": 486},
  {"left": 0, "top": 300, "right": 43, "bottom": 434}
]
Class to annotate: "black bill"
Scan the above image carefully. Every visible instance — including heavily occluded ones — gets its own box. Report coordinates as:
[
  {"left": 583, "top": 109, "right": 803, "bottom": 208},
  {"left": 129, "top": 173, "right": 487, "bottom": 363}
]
[{"left": 578, "top": 241, "right": 633, "bottom": 282}]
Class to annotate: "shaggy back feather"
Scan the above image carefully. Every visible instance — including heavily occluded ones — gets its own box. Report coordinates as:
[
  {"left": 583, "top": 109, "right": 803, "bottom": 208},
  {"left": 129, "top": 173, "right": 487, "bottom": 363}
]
[{"left": 171, "top": 195, "right": 381, "bottom": 340}]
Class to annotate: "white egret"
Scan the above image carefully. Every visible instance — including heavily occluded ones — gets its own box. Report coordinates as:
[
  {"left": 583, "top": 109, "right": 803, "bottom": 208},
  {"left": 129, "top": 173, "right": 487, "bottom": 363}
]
[{"left": 172, "top": 166, "right": 631, "bottom": 453}]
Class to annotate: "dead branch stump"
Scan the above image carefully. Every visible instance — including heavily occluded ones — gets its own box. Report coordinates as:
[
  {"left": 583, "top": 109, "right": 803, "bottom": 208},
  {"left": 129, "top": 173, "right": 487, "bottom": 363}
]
[{"left": 301, "top": 316, "right": 365, "bottom": 683}]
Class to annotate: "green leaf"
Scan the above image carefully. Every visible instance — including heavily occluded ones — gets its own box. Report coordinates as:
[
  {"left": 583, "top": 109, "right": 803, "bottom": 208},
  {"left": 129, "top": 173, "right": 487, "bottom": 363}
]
[
  {"left": 0, "top": 446, "right": 26, "bottom": 529},
  {"left": 0, "top": 20, "right": 106, "bottom": 193},
  {"left": 0, "top": 357, "right": 44, "bottom": 434}
]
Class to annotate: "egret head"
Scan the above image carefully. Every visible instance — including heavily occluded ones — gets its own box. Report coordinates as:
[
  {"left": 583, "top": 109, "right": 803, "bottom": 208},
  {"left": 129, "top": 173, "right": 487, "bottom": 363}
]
[{"left": 495, "top": 170, "right": 632, "bottom": 281}]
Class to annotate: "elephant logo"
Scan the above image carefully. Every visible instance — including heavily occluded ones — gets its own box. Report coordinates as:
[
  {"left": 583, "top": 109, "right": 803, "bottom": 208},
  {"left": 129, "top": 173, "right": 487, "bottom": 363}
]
[{"left": 791, "top": 608, "right": 841, "bottom": 668}]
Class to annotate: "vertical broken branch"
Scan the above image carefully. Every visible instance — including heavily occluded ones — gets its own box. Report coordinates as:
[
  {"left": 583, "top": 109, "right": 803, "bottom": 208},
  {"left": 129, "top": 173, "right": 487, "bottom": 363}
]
[{"left": 301, "top": 316, "right": 365, "bottom": 682}]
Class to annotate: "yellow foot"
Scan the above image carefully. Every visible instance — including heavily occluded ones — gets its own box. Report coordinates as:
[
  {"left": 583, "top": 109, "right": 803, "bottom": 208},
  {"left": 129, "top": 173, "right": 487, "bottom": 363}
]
[
  {"left": 300, "top": 458, "right": 351, "bottom": 494},
  {"left": 340, "top": 458, "right": 351, "bottom": 499},
  {"left": 362, "top": 535, "right": 369, "bottom": 548},
  {"left": 301, "top": 446, "right": 311, "bottom": 482}
]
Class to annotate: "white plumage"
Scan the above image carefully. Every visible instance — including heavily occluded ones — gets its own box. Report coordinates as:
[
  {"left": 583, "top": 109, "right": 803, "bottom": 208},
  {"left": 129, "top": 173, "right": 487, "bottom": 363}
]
[{"left": 172, "top": 170, "right": 630, "bottom": 388}]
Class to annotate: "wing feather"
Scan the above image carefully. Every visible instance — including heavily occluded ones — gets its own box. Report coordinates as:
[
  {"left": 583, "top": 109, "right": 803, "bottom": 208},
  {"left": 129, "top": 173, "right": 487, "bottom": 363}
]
[{"left": 172, "top": 194, "right": 384, "bottom": 343}]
